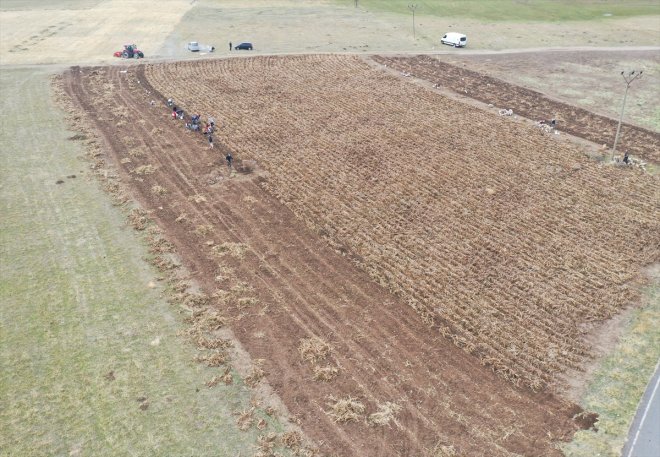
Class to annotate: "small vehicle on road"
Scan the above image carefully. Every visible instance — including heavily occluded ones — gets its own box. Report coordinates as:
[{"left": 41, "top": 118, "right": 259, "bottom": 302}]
[
  {"left": 441, "top": 32, "right": 467, "bottom": 48},
  {"left": 234, "top": 42, "right": 253, "bottom": 51},
  {"left": 187, "top": 41, "right": 201, "bottom": 52}
]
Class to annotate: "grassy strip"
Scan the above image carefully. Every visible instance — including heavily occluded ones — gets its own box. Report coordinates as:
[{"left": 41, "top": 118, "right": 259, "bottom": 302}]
[
  {"left": 341, "top": 0, "right": 660, "bottom": 21},
  {"left": 0, "top": 67, "right": 286, "bottom": 456},
  {"left": 562, "top": 275, "right": 660, "bottom": 456}
]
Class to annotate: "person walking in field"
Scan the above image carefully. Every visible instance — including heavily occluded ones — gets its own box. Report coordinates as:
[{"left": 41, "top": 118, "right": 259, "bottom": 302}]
[
  {"left": 226, "top": 152, "right": 233, "bottom": 169},
  {"left": 229, "top": 42, "right": 232, "bottom": 51},
  {"left": 208, "top": 134, "right": 214, "bottom": 149}
]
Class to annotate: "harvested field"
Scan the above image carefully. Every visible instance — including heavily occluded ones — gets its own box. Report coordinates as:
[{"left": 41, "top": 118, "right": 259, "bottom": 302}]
[
  {"left": 372, "top": 55, "right": 660, "bottom": 164},
  {"left": 62, "top": 55, "right": 659, "bottom": 455},
  {"left": 144, "top": 54, "right": 659, "bottom": 387}
]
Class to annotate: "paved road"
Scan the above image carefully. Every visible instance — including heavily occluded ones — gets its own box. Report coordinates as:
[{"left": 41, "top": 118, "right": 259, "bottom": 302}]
[{"left": 622, "top": 361, "right": 660, "bottom": 457}]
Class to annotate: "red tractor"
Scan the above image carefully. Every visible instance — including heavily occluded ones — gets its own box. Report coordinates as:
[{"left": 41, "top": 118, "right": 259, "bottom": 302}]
[{"left": 113, "top": 44, "right": 144, "bottom": 59}]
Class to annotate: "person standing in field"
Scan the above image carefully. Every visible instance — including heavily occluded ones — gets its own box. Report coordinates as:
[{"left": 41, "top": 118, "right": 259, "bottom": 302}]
[
  {"left": 226, "top": 153, "right": 233, "bottom": 169},
  {"left": 229, "top": 42, "right": 232, "bottom": 51},
  {"left": 208, "top": 134, "right": 214, "bottom": 149}
]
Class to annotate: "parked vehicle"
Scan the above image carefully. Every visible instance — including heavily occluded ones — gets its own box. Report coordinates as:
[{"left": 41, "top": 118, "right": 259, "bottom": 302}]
[
  {"left": 187, "top": 41, "right": 200, "bottom": 52},
  {"left": 113, "top": 44, "right": 144, "bottom": 58},
  {"left": 440, "top": 33, "right": 467, "bottom": 48},
  {"left": 234, "top": 42, "right": 253, "bottom": 51}
]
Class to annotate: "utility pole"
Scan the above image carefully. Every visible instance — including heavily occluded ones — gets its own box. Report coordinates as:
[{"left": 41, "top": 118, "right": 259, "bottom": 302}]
[
  {"left": 408, "top": 4, "right": 419, "bottom": 40},
  {"left": 612, "top": 70, "right": 643, "bottom": 160}
]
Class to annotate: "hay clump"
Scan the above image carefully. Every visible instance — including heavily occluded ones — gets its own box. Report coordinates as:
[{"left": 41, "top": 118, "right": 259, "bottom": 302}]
[
  {"left": 172, "top": 281, "right": 189, "bottom": 293},
  {"left": 151, "top": 185, "right": 167, "bottom": 195},
  {"left": 189, "top": 309, "right": 227, "bottom": 331},
  {"left": 132, "top": 164, "right": 155, "bottom": 175},
  {"left": 298, "top": 337, "right": 331, "bottom": 363},
  {"left": 195, "top": 335, "right": 231, "bottom": 350},
  {"left": 280, "top": 431, "right": 302, "bottom": 449},
  {"left": 195, "top": 350, "right": 228, "bottom": 367},
  {"left": 213, "top": 242, "right": 248, "bottom": 259},
  {"left": 236, "top": 407, "right": 255, "bottom": 430},
  {"left": 183, "top": 293, "right": 210, "bottom": 308},
  {"left": 313, "top": 365, "right": 339, "bottom": 382},
  {"left": 127, "top": 147, "right": 146, "bottom": 157},
  {"left": 236, "top": 296, "right": 259, "bottom": 310},
  {"left": 148, "top": 237, "right": 174, "bottom": 254},
  {"left": 195, "top": 224, "right": 214, "bottom": 236},
  {"left": 127, "top": 208, "right": 149, "bottom": 230},
  {"left": 151, "top": 254, "right": 177, "bottom": 271},
  {"left": 368, "top": 402, "right": 401, "bottom": 427},
  {"left": 214, "top": 265, "right": 234, "bottom": 282},
  {"left": 206, "top": 367, "right": 232, "bottom": 387},
  {"left": 230, "top": 282, "right": 253, "bottom": 295},
  {"left": 254, "top": 432, "right": 278, "bottom": 457},
  {"left": 325, "top": 396, "right": 365, "bottom": 423},
  {"left": 205, "top": 375, "right": 221, "bottom": 388},
  {"left": 245, "top": 360, "right": 266, "bottom": 387}
]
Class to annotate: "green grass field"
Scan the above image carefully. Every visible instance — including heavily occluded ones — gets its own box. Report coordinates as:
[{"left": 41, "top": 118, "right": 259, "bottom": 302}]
[
  {"left": 0, "top": 68, "right": 285, "bottom": 457},
  {"left": 563, "top": 277, "right": 659, "bottom": 457},
  {"left": 344, "top": 0, "right": 660, "bottom": 21}
]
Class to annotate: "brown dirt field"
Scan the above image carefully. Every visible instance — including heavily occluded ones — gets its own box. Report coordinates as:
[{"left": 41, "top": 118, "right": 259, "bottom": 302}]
[
  {"left": 59, "top": 62, "right": 605, "bottom": 456},
  {"left": 142, "top": 55, "right": 659, "bottom": 389},
  {"left": 371, "top": 55, "right": 660, "bottom": 164}
]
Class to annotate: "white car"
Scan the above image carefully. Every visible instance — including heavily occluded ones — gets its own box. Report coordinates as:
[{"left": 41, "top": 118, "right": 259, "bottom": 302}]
[
  {"left": 187, "top": 41, "right": 200, "bottom": 52},
  {"left": 441, "top": 32, "right": 467, "bottom": 48}
]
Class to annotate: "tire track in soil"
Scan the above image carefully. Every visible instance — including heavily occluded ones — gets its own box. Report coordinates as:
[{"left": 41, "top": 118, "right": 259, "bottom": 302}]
[
  {"left": 63, "top": 64, "right": 591, "bottom": 457},
  {"left": 206, "top": 189, "right": 464, "bottom": 442}
]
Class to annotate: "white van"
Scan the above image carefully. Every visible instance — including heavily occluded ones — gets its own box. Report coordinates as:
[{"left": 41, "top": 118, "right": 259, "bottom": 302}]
[{"left": 441, "top": 32, "right": 467, "bottom": 48}]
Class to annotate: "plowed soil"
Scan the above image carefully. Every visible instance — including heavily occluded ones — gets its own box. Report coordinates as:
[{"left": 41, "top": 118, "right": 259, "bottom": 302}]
[
  {"left": 140, "top": 55, "right": 659, "bottom": 391},
  {"left": 60, "top": 62, "right": 599, "bottom": 456},
  {"left": 372, "top": 55, "right": 660, "bottom": 164}
]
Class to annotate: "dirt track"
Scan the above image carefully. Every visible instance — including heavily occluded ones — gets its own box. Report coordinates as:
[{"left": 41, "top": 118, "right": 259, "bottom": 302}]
[{"left": 60, "top": 64, "right": 592, "bottom": 456}]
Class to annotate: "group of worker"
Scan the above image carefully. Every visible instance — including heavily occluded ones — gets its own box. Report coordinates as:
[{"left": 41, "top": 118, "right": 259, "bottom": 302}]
[{"left": 166, "top": 98, "right": 233, "bottom": 168}]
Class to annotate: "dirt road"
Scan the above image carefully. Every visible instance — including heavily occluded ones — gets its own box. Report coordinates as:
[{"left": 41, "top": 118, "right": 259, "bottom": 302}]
[{"left": 622, "top": 362, "right": 660, "bottom": 457}]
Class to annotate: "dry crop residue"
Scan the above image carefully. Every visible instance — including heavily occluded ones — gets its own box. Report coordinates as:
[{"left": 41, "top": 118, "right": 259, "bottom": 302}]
[
  {"left": 371, "top": 55, "right": 660, "bottom": 164},
  {"left": 62, "top": 55, "right": 657, "bottom": 456},
  {"left": 145, "top": 54, "right": 659, "bottom": 389}
]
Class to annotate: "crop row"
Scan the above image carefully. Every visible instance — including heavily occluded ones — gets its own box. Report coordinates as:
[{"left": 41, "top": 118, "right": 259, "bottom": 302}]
[{"left": 145, "top": 55, "right": 660, "bottom": 388}]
